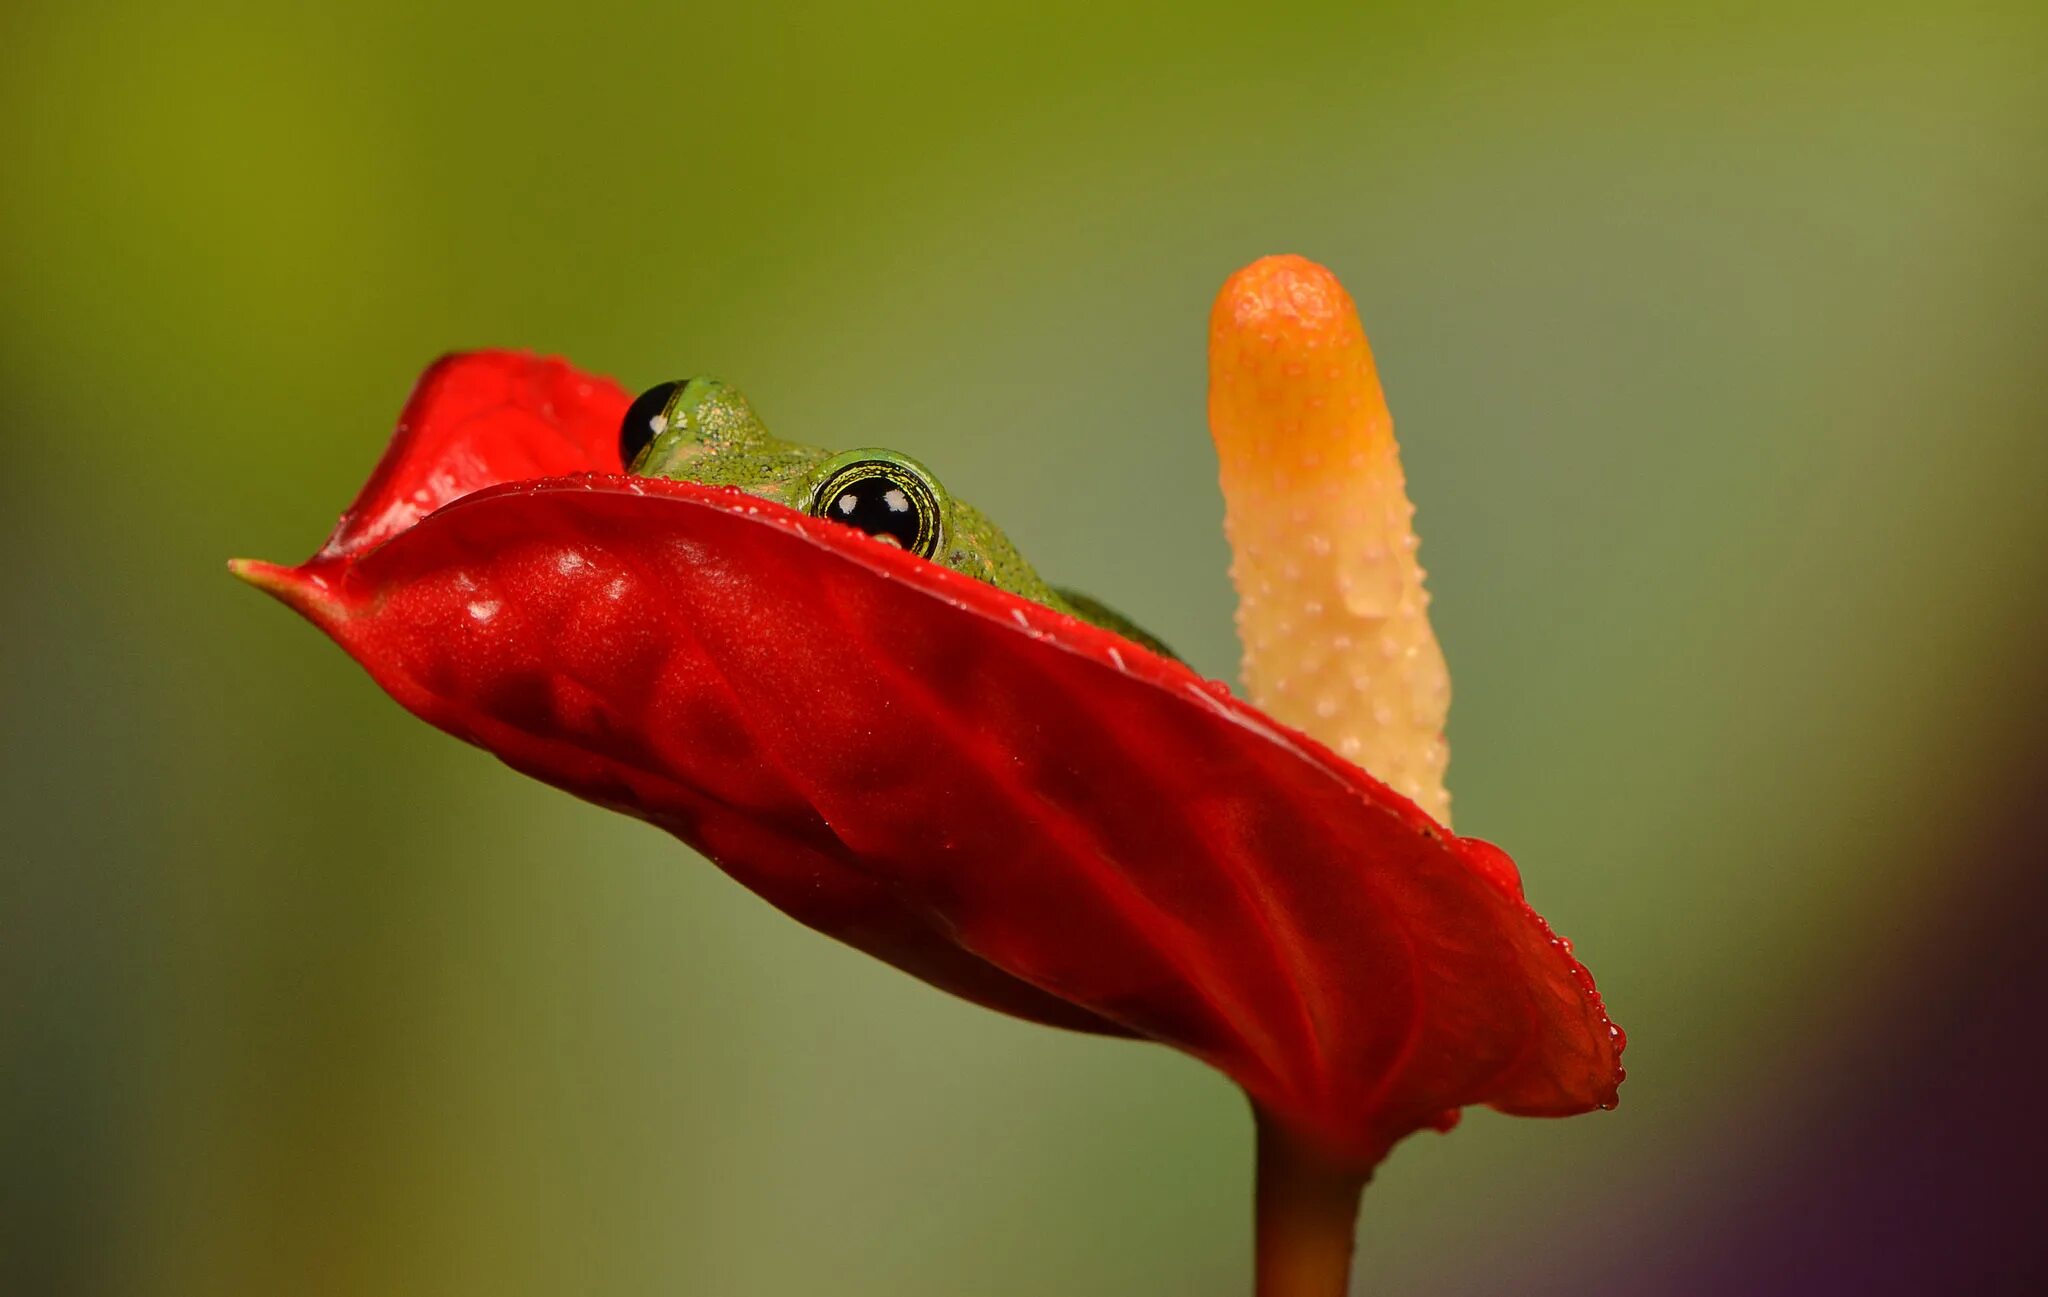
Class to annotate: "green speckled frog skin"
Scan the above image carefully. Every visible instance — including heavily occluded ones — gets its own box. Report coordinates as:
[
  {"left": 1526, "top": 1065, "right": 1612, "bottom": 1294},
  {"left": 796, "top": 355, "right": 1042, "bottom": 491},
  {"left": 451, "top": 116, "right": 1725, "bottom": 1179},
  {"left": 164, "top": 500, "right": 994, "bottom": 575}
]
[{"left": 621, "top": 377, "right": 1174, "bottom": 659}]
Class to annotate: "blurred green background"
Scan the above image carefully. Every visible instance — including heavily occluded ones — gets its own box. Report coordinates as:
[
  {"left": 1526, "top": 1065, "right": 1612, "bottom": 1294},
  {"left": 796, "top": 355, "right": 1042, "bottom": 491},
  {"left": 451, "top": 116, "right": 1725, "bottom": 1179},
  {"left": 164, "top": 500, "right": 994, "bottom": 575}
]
[{"left": 5, "top": 1, "right": 2046, "bottom": 1293}]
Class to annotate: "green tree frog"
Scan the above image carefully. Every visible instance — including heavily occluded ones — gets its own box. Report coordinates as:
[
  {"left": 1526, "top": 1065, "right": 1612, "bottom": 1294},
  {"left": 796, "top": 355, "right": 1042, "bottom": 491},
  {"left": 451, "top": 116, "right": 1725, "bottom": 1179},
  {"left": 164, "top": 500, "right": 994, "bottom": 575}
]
[{"left": 621, "top": 378, "right": 1174, "bottom": 659}]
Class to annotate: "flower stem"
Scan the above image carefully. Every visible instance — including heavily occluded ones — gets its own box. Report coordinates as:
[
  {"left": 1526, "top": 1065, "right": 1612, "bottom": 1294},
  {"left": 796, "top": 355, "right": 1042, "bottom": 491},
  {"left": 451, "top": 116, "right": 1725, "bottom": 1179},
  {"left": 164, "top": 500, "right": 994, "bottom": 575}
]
[{"left": 1253, "top": 1108, "right": 1371, "bottom": 1297}]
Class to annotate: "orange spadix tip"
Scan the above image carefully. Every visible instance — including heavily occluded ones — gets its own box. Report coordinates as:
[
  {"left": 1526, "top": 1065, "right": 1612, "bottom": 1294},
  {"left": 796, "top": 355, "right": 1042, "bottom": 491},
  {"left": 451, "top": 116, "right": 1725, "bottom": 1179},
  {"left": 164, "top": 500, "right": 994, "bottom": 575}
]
[
  {"left": 1208, "top": 256, "right": 1389, "bottom": 481},
  {"left": 1213, "top": 253, "right": 1364, "bottom": 345}
]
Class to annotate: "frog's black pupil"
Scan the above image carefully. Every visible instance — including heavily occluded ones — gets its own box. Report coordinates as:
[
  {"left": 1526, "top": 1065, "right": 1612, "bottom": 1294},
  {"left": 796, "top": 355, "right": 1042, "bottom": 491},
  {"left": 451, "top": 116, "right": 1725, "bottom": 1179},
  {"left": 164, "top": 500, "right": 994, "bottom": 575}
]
[
  {"left": 825, "top": 474, "right": 926, "bottom": 551},
  {"left": 619, "top": 381, "right": 681, "bottom": 468}
]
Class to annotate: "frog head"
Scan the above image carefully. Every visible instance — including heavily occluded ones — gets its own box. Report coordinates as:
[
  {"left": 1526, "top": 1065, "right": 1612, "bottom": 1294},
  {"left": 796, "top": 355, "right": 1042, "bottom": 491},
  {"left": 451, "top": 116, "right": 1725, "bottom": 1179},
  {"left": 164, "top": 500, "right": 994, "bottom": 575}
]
[{"left": 618, "top": 378, "right": 1173, "bottom": 658}]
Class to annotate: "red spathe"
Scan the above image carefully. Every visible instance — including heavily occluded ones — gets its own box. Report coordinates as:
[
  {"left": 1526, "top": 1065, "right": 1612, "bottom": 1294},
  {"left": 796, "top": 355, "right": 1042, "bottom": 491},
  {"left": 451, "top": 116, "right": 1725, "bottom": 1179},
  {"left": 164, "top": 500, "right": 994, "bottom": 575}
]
[{"left": 239, "top": 350, "right": 1623, "bottom": 1168}]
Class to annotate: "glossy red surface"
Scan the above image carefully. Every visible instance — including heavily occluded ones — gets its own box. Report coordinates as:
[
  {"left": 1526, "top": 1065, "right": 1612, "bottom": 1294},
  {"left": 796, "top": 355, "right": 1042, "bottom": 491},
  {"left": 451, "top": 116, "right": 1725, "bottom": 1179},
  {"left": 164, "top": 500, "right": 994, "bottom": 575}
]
[{"left": 240, "top": 350, "right": 1623, "bottom": 1167}]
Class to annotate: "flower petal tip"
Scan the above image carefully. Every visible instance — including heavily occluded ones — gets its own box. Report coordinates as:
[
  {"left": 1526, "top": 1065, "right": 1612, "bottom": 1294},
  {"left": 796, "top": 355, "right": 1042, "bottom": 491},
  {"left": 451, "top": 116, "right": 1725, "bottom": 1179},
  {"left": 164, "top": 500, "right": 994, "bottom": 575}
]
[{"left": 229, "top": 557, "right": 343, "bottom": 626}]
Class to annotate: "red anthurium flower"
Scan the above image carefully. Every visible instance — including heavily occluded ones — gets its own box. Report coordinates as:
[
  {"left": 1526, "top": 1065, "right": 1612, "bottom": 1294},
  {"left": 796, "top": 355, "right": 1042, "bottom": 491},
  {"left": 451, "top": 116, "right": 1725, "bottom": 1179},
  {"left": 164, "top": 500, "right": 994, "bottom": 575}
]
[{"left": 236, "top": 259, "right": 1621, "bottom": 1296}]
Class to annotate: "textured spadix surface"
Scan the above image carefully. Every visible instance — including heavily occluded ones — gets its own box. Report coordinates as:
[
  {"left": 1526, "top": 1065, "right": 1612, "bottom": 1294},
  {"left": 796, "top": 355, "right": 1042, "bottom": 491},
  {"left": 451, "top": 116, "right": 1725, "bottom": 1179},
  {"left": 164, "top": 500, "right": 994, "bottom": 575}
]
[
  {"left": 235, "top": 348, "right": 1622, "bottom": 1166},
  {"left": 1211, "top": 255, "right": 1452, "bottom": 824}
]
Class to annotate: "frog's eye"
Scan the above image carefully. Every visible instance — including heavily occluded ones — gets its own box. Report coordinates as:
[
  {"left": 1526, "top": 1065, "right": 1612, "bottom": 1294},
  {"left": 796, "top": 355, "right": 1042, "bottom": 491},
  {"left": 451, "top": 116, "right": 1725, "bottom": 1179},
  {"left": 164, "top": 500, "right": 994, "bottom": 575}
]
[
  {"left": 619, "top": 381, "right": 683, "bottom": 468},
  {"left": 805, "top": 454, "right": 945, "bottom": 559}
]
